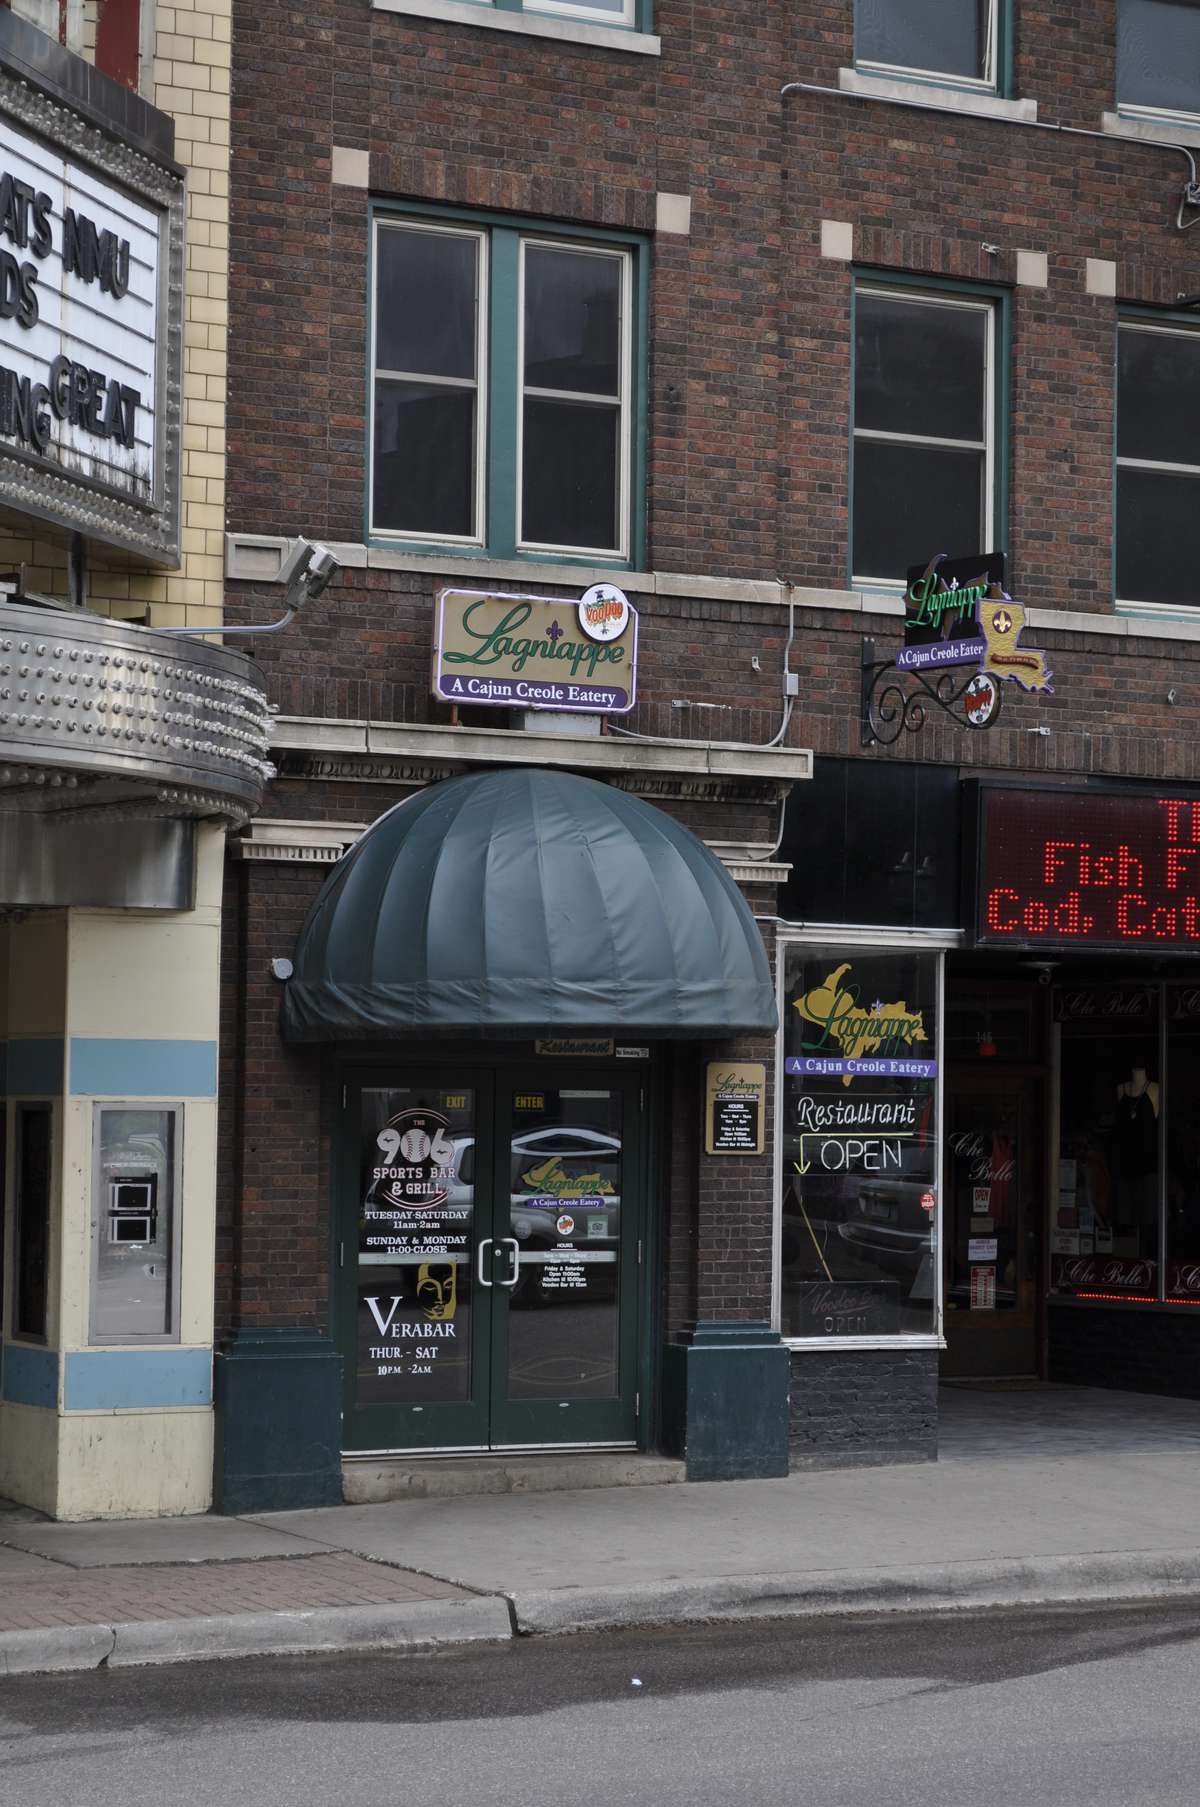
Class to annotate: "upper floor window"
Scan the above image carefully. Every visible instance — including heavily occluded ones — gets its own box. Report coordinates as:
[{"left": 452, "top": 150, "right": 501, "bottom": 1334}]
[
  {"left": 852, "top": 286, "right": 997, "bottom": 585},
  {"left": 1118, "top": 0, "right": 1200, "bottom": 120},
  {"left": 8, "top": 0, "right": 83, "bottom": 54},
  {"left": 370, "top": 215, "right": 640, "bottom": 564},
  {"left": 856, "top": 0, "right": 998, "bottom": 89},
  {"left": 1116, "top": 322, "right": 1200, "bottom": 609}
]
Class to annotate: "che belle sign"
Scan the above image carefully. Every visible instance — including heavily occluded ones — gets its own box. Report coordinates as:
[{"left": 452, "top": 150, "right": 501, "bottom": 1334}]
[{"left": 433, "top": 585, "right": 639, "bottom": 714}]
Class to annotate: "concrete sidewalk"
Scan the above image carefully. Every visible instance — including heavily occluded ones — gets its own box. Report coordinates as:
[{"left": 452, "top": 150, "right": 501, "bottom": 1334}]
[{"left": 7, "top": 1384, "right": 1200, "bottom": 1676}]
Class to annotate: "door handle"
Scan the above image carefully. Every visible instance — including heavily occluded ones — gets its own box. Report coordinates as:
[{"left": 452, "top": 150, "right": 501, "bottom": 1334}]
[
  {"left": 497, "top": 1237, "right": 520, "bottom": 1288},
  {"left": 477, "top": 1237, "right": 495, "bottom": 1288}
]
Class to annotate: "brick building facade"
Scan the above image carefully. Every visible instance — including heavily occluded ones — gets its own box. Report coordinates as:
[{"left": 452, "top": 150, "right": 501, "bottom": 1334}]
[{"left": 212, "top": 0, "right": 1200, "bottom": 1507}]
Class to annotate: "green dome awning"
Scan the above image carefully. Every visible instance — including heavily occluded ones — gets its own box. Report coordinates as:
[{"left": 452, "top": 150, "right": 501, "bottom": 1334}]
[{"left": 280, "top": 768, "right": 777, "bottom": 1040}]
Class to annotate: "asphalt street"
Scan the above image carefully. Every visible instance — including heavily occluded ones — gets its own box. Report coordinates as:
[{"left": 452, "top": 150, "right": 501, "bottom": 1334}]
[{"left": 5, "top": 1602, "right": 1200, "bottom": 1806}]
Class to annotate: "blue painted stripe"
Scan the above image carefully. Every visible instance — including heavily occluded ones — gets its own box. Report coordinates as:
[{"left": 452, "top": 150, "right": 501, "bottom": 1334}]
[
  {"left": 63, "top": 1348, "right": 212, "bottom": 1411},
  {"left": 1, "top": 1343, "right": 58, "bottom": 1408},
  {"left": 69, "top": 1039, "right": 217, "bottom": 1098},
  {"left": 2, "top": 1038, "right": 65, "bottom": 1095}
]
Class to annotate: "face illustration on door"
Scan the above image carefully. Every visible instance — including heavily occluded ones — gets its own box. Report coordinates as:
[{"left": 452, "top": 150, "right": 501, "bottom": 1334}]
[{"left": 346, "top": 1077, "right": 637, "bottom": 1451}]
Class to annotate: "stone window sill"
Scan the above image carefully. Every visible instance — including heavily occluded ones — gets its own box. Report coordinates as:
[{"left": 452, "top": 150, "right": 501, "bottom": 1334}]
[
  {"left": 1102, "top": 108, "right": 1200, "bottom": 149},
  {"left": 373, "top": 0, "right": 660, "bottom": 55},
  {"left": 839, "top": 66, "right": 1037, "bottom": 123}
]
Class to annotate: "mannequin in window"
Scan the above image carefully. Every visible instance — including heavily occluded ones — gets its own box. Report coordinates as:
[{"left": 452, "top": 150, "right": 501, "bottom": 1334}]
[{"left": 1113, "top": 1061, "right": 1159, "bottom": 1242}]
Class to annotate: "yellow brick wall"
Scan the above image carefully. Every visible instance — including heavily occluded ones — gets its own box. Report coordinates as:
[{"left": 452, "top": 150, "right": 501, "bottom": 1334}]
[{"left": 0, "top": 2, "right": 229, "bottom": 632}]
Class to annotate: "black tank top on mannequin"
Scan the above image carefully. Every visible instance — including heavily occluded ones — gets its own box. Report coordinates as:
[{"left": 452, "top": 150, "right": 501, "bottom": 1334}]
[{"left": 1114, "top": 1089, "right": 1158, "bottom": 1179}]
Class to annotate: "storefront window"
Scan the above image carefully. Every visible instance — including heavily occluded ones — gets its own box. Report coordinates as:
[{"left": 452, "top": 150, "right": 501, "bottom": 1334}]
[
  {"left": 1166, "top": 988, "right": 1200, "bottom": 1301},
  {"left": 1054, "top": 987, "right": 1160, "bottom": 1299},
  {"left": 779, "top": 943, "right": 941, "bottom": 1339},
  {"left": 14, "top": 1102, "right": 51, "bottom": 1341}
]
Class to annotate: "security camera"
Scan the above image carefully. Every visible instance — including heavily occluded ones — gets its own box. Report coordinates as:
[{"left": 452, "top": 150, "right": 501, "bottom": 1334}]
[
  {"left": 1025, "top": 960, "right": 1058, "bottom": 987},
  {"left": 302, "top": 544, "right": 339, "bottom": 600},
  {"left": 277, "top": 538, "right": 341, "bottom": 609}
]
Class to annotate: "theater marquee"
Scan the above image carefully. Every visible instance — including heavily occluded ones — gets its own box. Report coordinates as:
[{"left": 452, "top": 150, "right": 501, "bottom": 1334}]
[
  {"left": 0, "top": 66, "right": 184, "bottom": 563},
  {"left": 969, "top": 784, "right": 1200, "bottom": 950}
]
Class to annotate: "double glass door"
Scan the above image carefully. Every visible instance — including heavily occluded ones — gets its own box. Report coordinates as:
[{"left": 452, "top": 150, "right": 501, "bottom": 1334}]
[{"left": 338, "top": 1068, "right": 643, "bottom": 1452}]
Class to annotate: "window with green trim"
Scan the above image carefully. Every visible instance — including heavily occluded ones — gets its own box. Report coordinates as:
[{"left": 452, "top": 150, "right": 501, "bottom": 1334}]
[
  {"left": 370, "top": 215, "right": 640, "bottom": 563},
  {"left": 1116, "top": 321, "right": 1200, "bottom": 608},
  {"left": 1118, "top": 0, "right": 1200, "bottom": 121},
  {"left": 856, "top": 0, "right": 1000, "bottom": 90},
  {"left": 852, "top": 285, "right": 998, "bottom": 585}
]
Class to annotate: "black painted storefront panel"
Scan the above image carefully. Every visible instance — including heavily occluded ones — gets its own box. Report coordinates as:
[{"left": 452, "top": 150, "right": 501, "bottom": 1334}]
[
  {"left": 779, "top": 760, "right": 962, "bottom": 929},
  {"left": 788, "top": 1348, "right": 938, "bottom": 1468},
  {"left": 1049, "top": 1305, "right": 1200, "bottom": 1398}
]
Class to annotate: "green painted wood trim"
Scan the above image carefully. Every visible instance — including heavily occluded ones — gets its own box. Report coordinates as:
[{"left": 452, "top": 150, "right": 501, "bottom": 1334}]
[
  {"left": 849, "top": 269, "right": 1012, "bottom": 586},
  {"left": 366, "top": 201, "right": 648, "bottom": 571},
  {"left": 853, "top": 0, "right": 1014, "bottom": 98},
  {"left": 1111, "top": 308, "right": 1200, "bottom": 613},
  {"left": 487, "top": 229, "right": 520, "bottom": 560}
]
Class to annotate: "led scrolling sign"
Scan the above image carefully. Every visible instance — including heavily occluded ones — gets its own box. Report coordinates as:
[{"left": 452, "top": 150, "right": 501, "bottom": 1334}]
[{"left": 974, "top": 789, "right": 1200, "bottom": 950}]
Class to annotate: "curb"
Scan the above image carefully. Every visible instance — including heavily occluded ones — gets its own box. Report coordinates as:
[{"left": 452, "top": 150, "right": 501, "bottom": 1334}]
[
  {"left": 11, "top": 1549, "right": 1200, "bottom": 1676},
  {"left": 506, "top": 1549, "right": 1200, "bottom": 1635},
  {"left": 0, "top": 1595, "right": 513, "bottom": 1678}
]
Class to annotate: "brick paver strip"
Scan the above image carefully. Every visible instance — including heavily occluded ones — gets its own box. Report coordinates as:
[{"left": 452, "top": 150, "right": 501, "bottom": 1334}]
[{"left": 0, "top": 1552, "right": 471, "bottom": 1633}]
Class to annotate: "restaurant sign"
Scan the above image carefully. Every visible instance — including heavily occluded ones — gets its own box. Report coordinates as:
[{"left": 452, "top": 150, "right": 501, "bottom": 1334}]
[
  {"left": 901, "top": 552, "right": 1052, "bottom": 699},
  {"left": 863, "top": 550, "right": 1051, "bottom": 745},
  {"left": 434, "top": 586, "right": 638, "bottom": 714}
]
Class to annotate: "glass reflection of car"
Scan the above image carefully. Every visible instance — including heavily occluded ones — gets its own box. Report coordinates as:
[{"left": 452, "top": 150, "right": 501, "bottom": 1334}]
[
  {"left": 835, "top": 1141, "right": 934, "bottom": 1277},
  {"left": 444, "top": 1127, "right": 620, "bottom": 1305},
  {"left": 780, "top": 1132, "right": 932, "bottom": 1280},
  {"left": 510, "top": 1127, "right": 620, "bottom": 1307}
]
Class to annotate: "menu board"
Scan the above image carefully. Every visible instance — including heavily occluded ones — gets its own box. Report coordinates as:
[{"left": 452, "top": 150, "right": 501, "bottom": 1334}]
[{"left": 705, "top": 1063, "right": 766, "bottom": 1155}]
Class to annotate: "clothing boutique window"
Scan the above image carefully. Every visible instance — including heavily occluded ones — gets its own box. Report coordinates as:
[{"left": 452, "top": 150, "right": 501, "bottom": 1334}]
[
  {"left": 1116, "top": 323, "right": 1200, "bottom": 609},
  {"left": 780, "top": 944, "right": 941, "bottom": 1339},
  {"left": 856, "top": 0, "right": 999, "bottom": 87},
  {"left": 371, "top": 217, "right": 639, "bottom": 563},
  {"left": 1118, "top": 0, "right": 1200, "bottom": 119},
  {"left": 1053, "top": 984, "right": 1200, "bottom": 1304},
  {"left": 853, "top": 287, "right": 996, "bottom": 585}
]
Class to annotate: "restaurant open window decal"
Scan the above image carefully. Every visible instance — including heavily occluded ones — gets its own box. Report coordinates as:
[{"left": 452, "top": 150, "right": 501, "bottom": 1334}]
[
  {"left": 781, "top": 947, "right": 941, "bottom": 1339},
  {"left": 862, "top": 552, "right": 1052, "bottom": 747}
]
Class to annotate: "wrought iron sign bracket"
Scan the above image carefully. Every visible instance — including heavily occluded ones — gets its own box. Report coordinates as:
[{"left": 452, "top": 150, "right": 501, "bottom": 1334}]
[{"left": 861, "top": 637, "right": 1003, "bottom": 747}]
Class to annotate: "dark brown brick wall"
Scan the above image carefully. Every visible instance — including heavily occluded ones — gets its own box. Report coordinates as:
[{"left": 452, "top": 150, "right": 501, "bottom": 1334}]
[{"left": 222, "top": 0, "right": 1200, "bottom": 1351}]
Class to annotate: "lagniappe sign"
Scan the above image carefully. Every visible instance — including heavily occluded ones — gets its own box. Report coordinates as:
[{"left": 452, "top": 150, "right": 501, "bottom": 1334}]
[{"left": 433, "top": 586, "right": 638, "bottom": 714}]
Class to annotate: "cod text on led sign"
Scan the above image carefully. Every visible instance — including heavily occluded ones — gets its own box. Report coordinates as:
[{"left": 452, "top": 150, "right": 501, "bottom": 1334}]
[{"left": 978, "top": 791, "right": 1200, "bottom": 947}]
